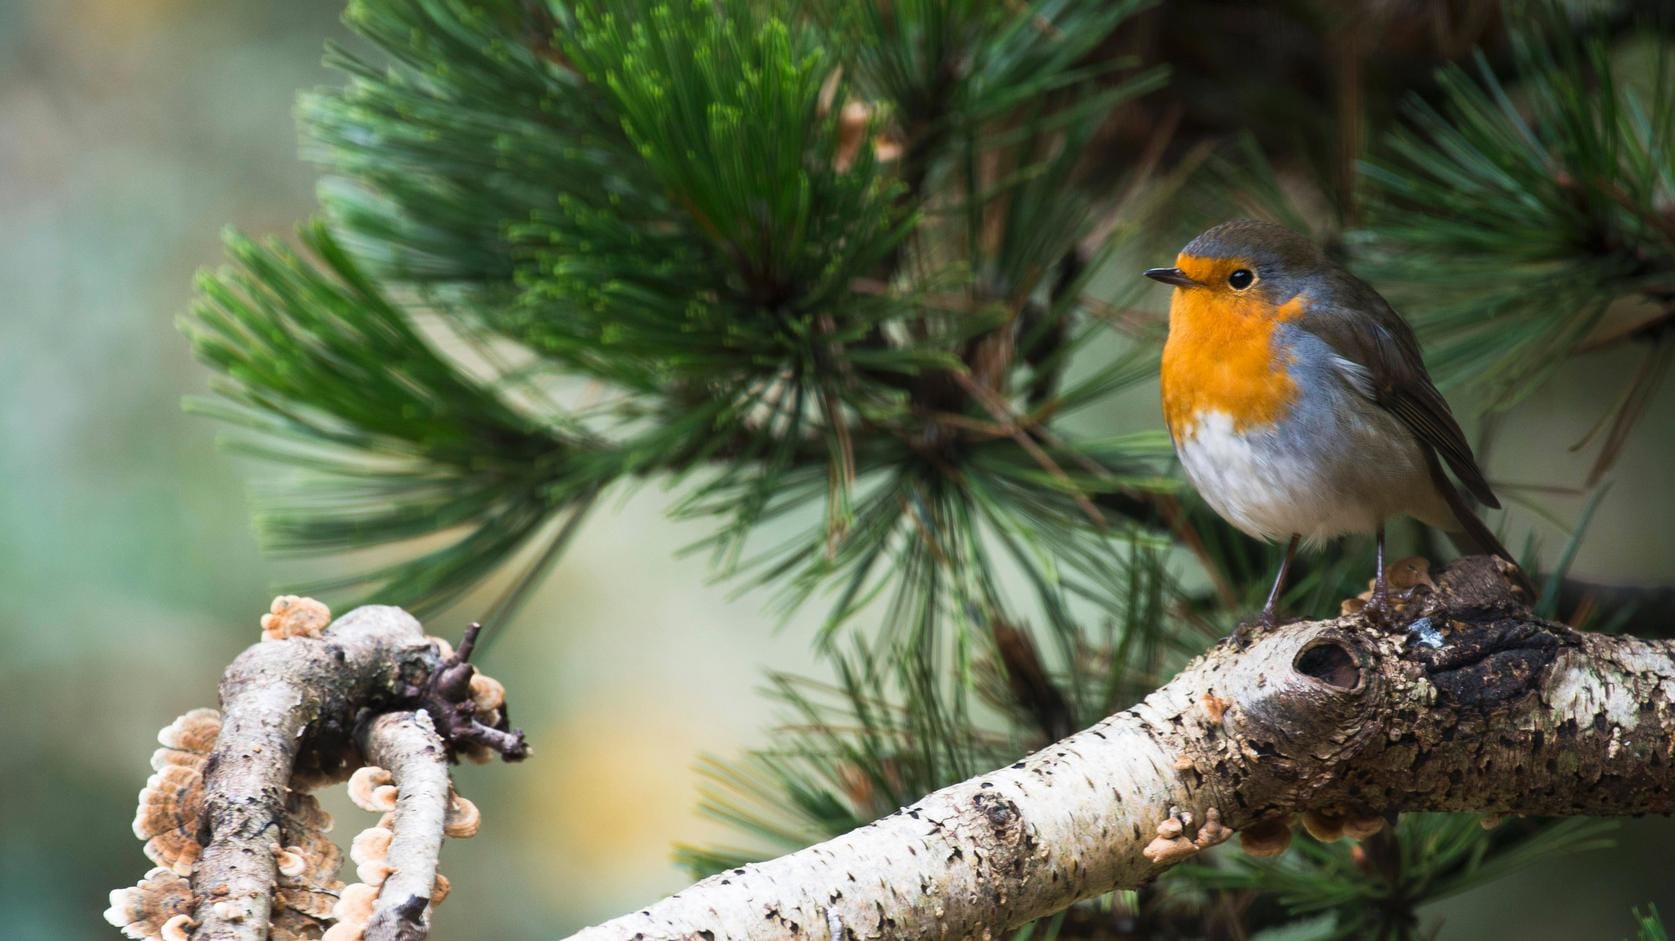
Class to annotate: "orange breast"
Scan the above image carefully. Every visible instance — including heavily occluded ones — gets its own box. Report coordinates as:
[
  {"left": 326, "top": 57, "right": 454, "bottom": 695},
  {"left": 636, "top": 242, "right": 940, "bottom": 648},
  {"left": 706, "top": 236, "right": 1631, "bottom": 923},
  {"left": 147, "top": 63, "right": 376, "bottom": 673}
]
[{"left": 1160, "top": 285, "right": 1304, "bottom": 442}]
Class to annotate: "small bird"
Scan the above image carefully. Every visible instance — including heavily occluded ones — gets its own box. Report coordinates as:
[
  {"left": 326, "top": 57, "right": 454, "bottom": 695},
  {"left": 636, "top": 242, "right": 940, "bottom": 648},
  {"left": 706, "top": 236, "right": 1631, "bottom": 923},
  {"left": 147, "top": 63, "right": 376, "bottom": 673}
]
[{"left": 1146, "top": 219, "right": 1526, "bottom": 625}]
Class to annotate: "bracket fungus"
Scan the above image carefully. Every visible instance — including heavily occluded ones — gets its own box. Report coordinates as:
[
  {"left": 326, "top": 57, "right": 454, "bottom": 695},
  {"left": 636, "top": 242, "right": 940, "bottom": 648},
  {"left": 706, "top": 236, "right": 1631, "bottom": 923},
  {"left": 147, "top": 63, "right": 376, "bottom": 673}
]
[
  {"left": 114, "top": 708, "right": 346, "bottom": 941},
  {"left": 261, "top": 595, "right": 332, "bottom": 642},
  {"left": 1142, "top": 806, "right": 1232, "bottom": 864},
  {"left": 105, "top": 868, "right": 195, "bottom": 941},
  {"left": 348, "top": 767, "right": 400, "bottom": 814},
  {"left": 330, "top": 714, "right": 484, "bottom": 941},
  {"left": 1237, "top": 816, "right": 1295, "bottom": 858}
]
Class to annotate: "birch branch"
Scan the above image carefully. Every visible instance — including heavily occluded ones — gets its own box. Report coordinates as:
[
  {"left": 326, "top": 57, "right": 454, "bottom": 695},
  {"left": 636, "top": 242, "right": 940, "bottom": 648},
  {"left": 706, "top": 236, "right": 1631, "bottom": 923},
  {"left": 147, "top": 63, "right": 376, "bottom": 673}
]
[
  {"left": 359, "top": 711, "right": 450, "bottom": 941},
  {"left": 563, "top": 556, "right": 1675, "bottom": 941}
]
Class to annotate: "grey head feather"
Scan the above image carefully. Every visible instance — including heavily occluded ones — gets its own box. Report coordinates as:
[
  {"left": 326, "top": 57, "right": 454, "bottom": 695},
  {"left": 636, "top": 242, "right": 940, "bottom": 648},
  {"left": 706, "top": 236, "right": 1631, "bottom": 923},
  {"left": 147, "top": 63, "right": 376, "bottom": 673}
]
[{"left": 1181, "top": 219, "right": 1336, "bottom": 306}]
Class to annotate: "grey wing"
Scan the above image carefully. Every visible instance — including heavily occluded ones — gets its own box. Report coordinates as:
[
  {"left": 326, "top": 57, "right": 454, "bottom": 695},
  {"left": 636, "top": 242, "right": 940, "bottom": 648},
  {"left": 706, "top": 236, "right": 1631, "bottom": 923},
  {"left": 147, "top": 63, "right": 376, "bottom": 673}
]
[{"left": 1305, "top": 287, "right": 1501, "bottom": 509}]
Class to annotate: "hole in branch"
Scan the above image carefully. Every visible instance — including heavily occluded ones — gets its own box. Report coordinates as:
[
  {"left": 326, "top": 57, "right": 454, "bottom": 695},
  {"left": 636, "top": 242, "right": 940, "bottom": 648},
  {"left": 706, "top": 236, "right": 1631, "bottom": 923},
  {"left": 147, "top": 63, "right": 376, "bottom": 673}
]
[{"left": 1295, "top": 640, "right": 1361, "bottom": 691}]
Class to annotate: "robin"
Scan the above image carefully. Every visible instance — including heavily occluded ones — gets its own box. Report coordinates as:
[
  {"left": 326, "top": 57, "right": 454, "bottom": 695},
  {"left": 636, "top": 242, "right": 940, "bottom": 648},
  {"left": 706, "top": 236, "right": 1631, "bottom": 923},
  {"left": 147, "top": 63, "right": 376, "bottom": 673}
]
[{"left": 1146, "top": 219, "right": 1528, "bottom": 626}]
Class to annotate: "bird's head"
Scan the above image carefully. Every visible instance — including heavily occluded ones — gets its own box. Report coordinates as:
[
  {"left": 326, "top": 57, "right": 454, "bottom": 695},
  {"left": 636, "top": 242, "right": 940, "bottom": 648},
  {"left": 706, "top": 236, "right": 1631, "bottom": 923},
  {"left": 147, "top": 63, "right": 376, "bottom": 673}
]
[{"left": 1145, "top": 219, "right": 1328, "bottom": 322}]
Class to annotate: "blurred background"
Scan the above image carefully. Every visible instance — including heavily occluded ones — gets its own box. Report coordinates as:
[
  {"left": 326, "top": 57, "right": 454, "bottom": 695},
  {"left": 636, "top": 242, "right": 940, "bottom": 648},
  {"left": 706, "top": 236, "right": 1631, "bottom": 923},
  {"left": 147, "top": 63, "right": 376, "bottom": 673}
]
[{"left": 1, "top": 1, "right": 1671, "bottom": 939}]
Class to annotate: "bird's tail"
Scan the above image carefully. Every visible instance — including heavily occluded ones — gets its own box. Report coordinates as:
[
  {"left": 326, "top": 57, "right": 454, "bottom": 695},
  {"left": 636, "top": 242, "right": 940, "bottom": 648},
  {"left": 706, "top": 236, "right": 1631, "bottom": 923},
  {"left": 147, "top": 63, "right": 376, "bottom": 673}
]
[{"left": 1429, "top": 453, "right": 1537, "bottom": 599}]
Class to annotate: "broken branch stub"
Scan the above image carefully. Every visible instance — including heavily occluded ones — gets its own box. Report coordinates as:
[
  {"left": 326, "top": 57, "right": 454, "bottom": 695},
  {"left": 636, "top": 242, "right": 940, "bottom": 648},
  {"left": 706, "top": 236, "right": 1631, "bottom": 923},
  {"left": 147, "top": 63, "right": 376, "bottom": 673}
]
[{"left": 564, "top": 557, "right": 1675, "bottom": 941}]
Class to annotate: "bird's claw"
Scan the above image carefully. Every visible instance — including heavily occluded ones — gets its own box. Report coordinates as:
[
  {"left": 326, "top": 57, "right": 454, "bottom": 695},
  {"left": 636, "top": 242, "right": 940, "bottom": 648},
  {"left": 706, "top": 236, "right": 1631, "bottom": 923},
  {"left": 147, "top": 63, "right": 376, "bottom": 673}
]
[
  {"left": 1232, "top": 606, "right": 1297, "bottom": 646},
  {"left": 1360, "top": 588, "right": 1403, "bottom": 630}
]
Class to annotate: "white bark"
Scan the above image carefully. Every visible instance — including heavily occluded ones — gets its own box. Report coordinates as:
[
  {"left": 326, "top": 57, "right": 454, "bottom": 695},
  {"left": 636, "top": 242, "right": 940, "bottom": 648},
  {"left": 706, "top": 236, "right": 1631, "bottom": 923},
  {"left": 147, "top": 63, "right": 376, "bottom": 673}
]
[
  {"left": 567, "top": 703, "right": 1197, "bottom": 941},
  {"left": 361, "top": 710, "right": 451, "bottom": 941}
]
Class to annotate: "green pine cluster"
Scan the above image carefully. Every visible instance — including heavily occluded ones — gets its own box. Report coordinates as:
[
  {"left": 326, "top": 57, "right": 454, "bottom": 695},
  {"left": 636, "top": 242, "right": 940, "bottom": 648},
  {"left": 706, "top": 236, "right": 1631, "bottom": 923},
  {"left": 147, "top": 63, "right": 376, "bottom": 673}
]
[{"left": 181, "top": 1, "right": 1674, "bottom": 938}]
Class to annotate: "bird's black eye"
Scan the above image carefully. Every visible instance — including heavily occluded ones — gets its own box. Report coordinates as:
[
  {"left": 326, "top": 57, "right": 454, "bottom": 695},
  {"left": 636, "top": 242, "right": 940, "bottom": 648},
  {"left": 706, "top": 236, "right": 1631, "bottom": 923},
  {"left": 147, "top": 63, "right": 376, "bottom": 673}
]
[{"left": 1228, "top": 268, "right": 1255, "bottom": 290}]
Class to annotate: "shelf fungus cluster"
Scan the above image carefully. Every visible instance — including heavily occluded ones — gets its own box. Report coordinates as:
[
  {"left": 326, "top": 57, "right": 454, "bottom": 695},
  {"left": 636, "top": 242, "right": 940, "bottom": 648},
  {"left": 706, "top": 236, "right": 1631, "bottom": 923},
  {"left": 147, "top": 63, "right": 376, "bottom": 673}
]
[
  {"left": 1137, "top": 788, "right": 1385, "bottom": 866},
  {"left": 108, "top": 708, "right": 344, "bottom": 941},
  {"left": 106, "top": 598, "right": 523, "bottom": 941},
  {"left": 1140, "top": 806, "right": 1230, "bottom": 865},
  {"left": 321, "top": 765, "right": 478, "bottom": 941}
]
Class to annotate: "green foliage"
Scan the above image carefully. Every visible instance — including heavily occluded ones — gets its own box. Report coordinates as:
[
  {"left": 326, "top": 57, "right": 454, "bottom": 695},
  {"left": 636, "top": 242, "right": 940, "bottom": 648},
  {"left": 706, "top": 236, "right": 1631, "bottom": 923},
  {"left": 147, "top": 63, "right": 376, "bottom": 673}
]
[
  {"left": 676, "top": 545, "right": 1195, "bottom": 878},
  {"left": 1633, "top": 906, "right": 1671, "bottom": 941},
  {"left": 304, "top": 1, "right": 627, "bottom": 284},
  {"left": 809, "top": 0, "right": 1162, "bottom": 157},
  {"left": 1180, "top": 816, "right": 1617, "bottom": 941},
  {"left": 183, "top": 223, "right": 596, "bottom": 614},
  {"left": 204, "top": 0, "right": 1176, "bottom": 627},
  {"left": 1357, "top": 3, "right": 1675, "bottom": 479},
  {"left": 521, "top": 0, "right": 919, "bottom": 391}
]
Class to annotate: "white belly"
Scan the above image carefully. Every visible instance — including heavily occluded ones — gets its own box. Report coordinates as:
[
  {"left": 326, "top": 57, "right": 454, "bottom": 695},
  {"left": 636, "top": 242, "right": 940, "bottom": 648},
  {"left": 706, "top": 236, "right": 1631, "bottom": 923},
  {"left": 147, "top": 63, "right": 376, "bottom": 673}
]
[{"left": 1175, "top": 410, "right": 1447, "bottom": 544}]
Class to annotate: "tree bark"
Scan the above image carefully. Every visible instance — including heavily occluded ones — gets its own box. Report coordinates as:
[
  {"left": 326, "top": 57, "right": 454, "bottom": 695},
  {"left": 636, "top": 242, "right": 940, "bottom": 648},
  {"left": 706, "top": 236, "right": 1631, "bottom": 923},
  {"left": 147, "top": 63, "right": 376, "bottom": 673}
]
[
  {"left": 561, "top": 556, "right": 1675, "bottom": 941},
  {"left": 109, "top": 602, "right": 523, "bottom": 941},
  {"left": 360, "top": 710, "right": 450, "bottom": 941},
  {"left": 193, "top": 606, "right": 434, "bottom": 941}
]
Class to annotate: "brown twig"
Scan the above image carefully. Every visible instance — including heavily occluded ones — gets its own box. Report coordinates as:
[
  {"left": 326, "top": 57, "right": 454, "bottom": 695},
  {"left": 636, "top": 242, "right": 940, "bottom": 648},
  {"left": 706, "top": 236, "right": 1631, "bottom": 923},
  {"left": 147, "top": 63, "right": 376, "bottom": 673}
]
[{"left": 410, "top": 623, "right": 529, "bottom": 762}]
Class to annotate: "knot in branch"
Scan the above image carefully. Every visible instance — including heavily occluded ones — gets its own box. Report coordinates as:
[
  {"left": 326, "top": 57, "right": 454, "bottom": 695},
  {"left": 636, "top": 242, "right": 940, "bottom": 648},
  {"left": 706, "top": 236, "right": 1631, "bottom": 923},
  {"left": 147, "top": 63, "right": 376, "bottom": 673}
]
[
  {"left": 1195, "top": 625, "right": 1386, "bottom": 809},
  {"left": 1175, "top": 557, "right": 1566, "bottom": 823}
]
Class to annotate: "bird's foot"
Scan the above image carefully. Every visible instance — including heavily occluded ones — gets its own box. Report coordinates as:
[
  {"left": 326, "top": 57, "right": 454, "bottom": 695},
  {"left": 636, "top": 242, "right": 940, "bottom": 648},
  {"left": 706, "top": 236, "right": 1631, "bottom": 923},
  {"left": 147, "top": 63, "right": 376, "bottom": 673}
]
[
  {"left": 1230, "top": 615, "right": 1265, "bottom": 648},
  {"left": 1359, "top": 594, "right": 1397, "bottom": 630},
  {"left": 1346, "top": 556, "right": 1437, "bottom": 631},
  {"left": 1232, "top": 607, "right": 1301, "bottom": 645},
  {"left": 1342, "top": 593, "right": 1410, "bottom": 631}
]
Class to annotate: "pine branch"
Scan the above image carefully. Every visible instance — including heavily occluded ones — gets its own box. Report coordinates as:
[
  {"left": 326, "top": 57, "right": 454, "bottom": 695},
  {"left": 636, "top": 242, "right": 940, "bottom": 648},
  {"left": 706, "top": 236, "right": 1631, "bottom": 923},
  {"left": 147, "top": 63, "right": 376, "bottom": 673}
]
[
  {"left": 304, "top": 0, "right": 636, "bottom": 285},
  {"left": 199, "top": 0, "right": 1177, "bottom": 627},
  {"left": 564, "top": 557, "right": 1675, "bottom": 941},
  {"left": 1180, "top": 814, "right": 1616, "bottom": 939},
  {"left": 1634, "top": 906, "right": 1671, "bottom": 941},
  {"left": 182, "top": 224, "right": 597, "bottom": 614},
  {"left": 1356, "top": 4, "right": 1675, "bottom": 479}
]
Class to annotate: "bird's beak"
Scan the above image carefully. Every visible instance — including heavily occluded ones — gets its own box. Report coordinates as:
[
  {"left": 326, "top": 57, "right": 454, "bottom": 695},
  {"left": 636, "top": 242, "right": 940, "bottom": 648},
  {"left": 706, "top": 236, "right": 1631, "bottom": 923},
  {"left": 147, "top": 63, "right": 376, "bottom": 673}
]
[{"left": 1144, "top": 267, "right": 1198, "bottom": 288}]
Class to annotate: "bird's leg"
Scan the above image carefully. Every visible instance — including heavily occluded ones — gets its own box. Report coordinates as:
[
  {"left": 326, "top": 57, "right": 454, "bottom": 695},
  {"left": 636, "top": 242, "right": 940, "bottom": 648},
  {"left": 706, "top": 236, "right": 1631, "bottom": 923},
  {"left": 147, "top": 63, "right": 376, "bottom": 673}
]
[
  {"left": 1256, "top": 534, "right": 1301, "bottom": 629},
  {"left": 1362, "top": 524, "right": 1394, "bottom": 625}
]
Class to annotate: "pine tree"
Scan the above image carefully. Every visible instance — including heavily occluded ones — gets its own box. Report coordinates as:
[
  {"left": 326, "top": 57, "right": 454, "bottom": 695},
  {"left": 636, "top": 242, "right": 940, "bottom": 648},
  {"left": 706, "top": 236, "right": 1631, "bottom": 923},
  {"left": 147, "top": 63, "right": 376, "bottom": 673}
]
[{"left": 180, "top": 1, "right": 1674, "bottom": 937}]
